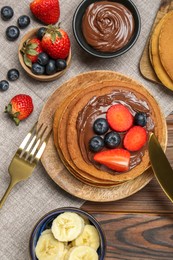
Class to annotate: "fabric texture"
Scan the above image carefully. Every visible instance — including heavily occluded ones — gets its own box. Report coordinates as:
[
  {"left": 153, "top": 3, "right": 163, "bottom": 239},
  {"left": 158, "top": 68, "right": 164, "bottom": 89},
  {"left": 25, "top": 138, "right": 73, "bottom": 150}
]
[{"left": 0, "top": 0, "right": 173, "bottom": 259}]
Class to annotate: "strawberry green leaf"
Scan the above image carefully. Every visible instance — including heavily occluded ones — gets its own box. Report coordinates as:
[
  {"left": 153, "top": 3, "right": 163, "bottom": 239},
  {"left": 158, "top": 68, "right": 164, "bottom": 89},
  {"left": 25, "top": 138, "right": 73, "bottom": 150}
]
[
  {"left": 28, "top": 43, "right": 38, "bottom": 49},
  {"left": 4, "top": 104, "right": 12, "bottom": 113},
  {"left": 26, "top": 49, "right": 38, "bottom": 56},
  {"left": 23, "top": 54, "right": 32, "bottom": 68},
  {"left": 13, "top": 117, "right": 20, "bottom": 126},
  {"left": 13, "top": 112, "right": 20, "bottom": 118},
  {"left": 51, "top": 32, "right": 57, "bottom": 43}
]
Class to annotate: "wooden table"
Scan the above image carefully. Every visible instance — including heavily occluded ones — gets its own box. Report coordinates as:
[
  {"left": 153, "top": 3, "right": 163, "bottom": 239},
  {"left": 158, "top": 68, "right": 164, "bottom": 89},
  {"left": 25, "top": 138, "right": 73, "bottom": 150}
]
[{"left": 81, "top": 113, "right": 173, "bottom": 260}]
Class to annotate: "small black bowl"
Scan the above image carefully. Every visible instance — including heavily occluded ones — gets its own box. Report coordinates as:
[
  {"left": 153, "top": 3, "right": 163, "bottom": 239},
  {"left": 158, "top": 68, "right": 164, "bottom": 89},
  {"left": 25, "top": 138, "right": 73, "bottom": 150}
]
[
  {"left": 29, "top": 207, "right": 106, "bottom": 260},
  {"left": 72, "top": 0, "right": 141, "bottom": 58}
]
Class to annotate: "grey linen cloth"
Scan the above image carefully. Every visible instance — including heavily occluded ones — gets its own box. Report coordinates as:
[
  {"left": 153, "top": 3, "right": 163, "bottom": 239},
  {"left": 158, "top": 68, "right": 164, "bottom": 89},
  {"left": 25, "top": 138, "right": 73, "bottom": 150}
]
[{"left": 0, "top": 0, "right": 173, "bottom": 259}]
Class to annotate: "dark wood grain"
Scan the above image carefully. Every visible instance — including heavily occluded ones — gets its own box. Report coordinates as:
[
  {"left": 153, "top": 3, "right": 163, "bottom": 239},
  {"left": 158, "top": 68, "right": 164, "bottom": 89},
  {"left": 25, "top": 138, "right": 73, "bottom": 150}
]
[{"left": 81, "top": 113, "right": 173, "bottom": 259}]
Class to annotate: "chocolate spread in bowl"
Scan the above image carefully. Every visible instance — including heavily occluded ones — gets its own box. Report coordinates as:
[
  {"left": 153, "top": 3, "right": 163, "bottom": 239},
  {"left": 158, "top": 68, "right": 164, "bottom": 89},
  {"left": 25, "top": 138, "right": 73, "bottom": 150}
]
[
  {"left": 76, "top": 89, "right": 155, "bottom": 175},
  {"left": 82, "top": 1, "right": 135, "bottom": 52}
]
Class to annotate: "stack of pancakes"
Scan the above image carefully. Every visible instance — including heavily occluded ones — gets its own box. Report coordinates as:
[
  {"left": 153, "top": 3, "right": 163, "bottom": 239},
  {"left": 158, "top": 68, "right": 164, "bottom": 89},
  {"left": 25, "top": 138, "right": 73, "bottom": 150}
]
[
  {"left": 53, "top": 80, "right": 165, "bottom": 188},
  {"left": 149, "top": 10, "right": 173, "bottom": 90}
]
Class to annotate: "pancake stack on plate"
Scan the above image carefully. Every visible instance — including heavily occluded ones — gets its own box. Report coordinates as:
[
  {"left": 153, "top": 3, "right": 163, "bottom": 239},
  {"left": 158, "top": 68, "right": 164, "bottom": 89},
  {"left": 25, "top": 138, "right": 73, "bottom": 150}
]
[
  {"left": 149, "top": 10, "right": 173, "bottom": 91},
  {"left": 53, "top": 79, "right": 165, "bottom": 188}
]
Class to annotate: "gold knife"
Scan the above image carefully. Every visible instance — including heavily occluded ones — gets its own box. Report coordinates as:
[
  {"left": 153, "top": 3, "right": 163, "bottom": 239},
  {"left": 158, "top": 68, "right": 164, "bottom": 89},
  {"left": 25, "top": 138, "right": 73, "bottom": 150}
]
[{"left": 149, "top": 133, "right": 173, "bottom": 202}]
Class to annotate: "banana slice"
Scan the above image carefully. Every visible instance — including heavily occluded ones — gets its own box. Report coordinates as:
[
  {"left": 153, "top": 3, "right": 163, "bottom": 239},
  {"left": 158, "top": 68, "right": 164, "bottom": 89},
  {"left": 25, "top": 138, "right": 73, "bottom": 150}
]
[
  {"left": 51, "top": 212, "right": 85, "bottom": 242},
  {"left": 65, "top": 246, "right": 99, "bottom": 260},
  {"left": 35, "top": 232, "right": 68, "bottom": 260},
  {"left": 72, "top": 224, "right": 100, "bottom": 250},
  {"left": 40, "top": 229, "right": 52, "bottom": 235}
]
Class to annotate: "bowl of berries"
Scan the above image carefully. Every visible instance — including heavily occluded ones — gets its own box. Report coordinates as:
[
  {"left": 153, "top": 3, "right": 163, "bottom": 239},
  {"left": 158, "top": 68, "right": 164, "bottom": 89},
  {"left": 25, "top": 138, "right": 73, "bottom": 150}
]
[{"left": 18, "top": 26, "right": 71, "bottom": 81}]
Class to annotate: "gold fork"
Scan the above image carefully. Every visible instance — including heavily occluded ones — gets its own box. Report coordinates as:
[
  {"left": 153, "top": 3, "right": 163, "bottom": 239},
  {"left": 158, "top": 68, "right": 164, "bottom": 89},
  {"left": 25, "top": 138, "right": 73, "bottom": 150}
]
[{"left": 0, "top": 122, "right": 51, "bottom": 209}]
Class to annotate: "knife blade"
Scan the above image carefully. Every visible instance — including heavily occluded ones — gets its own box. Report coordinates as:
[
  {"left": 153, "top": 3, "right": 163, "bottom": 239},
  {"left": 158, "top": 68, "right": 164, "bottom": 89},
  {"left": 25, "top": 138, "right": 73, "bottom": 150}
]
[{"left": 149, "top": 133, "right": 173, "bottom": 202}]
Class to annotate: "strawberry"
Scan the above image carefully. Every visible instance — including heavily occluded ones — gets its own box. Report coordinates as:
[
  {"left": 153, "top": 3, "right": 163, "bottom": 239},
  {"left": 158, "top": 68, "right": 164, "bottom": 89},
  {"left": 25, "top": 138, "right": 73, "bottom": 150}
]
[
  {"left": 41, "top": 25, "right": 70, "bottom": 59},
  {"left": 123, "top": 126, "right": 147, "bottom": 152},
  {"left": 30, "top": 0, "right": 60, "bottom": 25},
  {"left": 93, "top": 148, "right": 130, "bottom": 172},
  {"left": 106, "top": 104, "right": 133, "bottom": 132},
  {"left": 21, "top": 38, "right": 43, "bottom": 68},
  {"left": 5, "top": 94, "right": 34, "bottom": 125}
]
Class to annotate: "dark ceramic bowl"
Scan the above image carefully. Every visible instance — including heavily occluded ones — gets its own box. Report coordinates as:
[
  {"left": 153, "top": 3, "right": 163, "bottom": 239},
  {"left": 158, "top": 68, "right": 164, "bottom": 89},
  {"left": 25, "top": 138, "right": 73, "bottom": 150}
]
[
  {"left": 29, "top": 207, "right": 106, "bottom": 259},
  {"left": 72, "top": 0, "right": 141, "bottom": 58}
]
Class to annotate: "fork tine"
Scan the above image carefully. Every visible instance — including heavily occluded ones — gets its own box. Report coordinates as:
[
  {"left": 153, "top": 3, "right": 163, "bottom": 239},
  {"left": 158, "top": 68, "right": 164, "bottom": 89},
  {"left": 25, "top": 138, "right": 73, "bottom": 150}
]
[
  {"left": 26, "top": 125, "right": 51, "bottom": 163},
  {"left": 17, "top": 122, "right": 37, "bottom": 156},
  {"left": 27, "top": 125, "right": 47, "bottom": 160},
  {"left": 32, "top": 130, "right": 52, "bottom": 163}
]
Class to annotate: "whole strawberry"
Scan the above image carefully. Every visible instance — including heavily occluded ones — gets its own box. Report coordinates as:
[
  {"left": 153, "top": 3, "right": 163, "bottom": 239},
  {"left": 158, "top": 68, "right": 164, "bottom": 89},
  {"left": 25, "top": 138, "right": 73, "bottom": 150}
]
[
  {"left": 30, "top": 0, "right": 60, "bottom": 25},
  {"left": 5, "top": 94, "right": 34, "bottom": 125},
  {"left": 21, "top": 38, "right": 43, "bottom": 67},
  {"left": 41, "top": 26, "right": 70, "bottom": 59}
]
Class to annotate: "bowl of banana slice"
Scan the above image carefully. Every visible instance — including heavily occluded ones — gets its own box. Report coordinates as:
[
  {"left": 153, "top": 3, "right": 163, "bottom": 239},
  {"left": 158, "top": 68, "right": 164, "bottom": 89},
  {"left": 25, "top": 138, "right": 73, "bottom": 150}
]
[{"left": 29, "top": 207, "right": 106, "bottom": 260}]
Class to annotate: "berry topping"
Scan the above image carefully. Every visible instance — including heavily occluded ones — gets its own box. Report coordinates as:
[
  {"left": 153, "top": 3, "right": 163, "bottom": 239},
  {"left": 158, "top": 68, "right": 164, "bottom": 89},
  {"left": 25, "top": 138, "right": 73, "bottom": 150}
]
[
  {"left": 104, "top": 131, "right": 121, "bottom": 149},
  {"left": 41, "top": 25, "right": 71, "bottom": 59},
  {"left": 134, "top": 112, "right": 147, "bottom": 127},
  {"left": 5, "top": 94, "right": 33, "bottom": 125},
  {"left": 93, "top": 148, "right": 130, "bottom": 172},
  {"left": 0, "top": 80, "right": 9, "bottom": 91},
  {"left": 123, "top": 126, "right": 147, "bottom": 152},
  {"left": 7, "top": 69, "right": 20, "bottom": 81},
  {"left": 106, "top": 104, "right": 133, "bottom": 132},
  {"left": 30, "top": 0, "right": 60, "bottom": 25},
  {"left": 93, "top": 118, "right": 109, "bottom": 135},
  {"left": 17, "top": 15, "right": 30, "bottom": 29},
  {"left": 31, "top": 63, "right": 45, "bottom": 75},
  {"left": 6, "top": 26, "right": 20, "bottom": 41},
  {"left": 55, "top": 59, "right": 67, "bottom": 71},
  {"left": 89, "top": 136, "right": 104, "bottom": 152},
  {"left": 46, "top": 59, "right": 56, "bottom": 75},
  {"left": 1, "top": 6, "right": 14, "bottom": 21},
  {"left": 36, "top": 27, "right": 46, "bottom": 40},
  {"left": 37, "top": 52, "right": 49, "bottom": 66}
]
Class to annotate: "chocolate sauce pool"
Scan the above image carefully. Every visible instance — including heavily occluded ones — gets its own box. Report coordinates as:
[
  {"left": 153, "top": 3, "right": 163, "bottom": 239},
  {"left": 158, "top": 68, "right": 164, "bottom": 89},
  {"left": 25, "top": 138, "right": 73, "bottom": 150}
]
[
  {"left": 82, "top": 1, "right": 135, "bottom": 52},
  {"left": 76, "top": 90, "right": 155, "bottom": 175}
]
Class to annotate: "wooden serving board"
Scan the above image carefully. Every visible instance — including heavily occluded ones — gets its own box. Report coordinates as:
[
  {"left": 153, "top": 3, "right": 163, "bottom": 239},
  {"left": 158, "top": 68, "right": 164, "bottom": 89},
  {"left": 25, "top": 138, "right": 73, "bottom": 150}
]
[
  {"left": 139, "top": 0, "right": 173, "bottom": 84},
  {"left": 38, "top": 70, "right": 167, "bottom": 202}
]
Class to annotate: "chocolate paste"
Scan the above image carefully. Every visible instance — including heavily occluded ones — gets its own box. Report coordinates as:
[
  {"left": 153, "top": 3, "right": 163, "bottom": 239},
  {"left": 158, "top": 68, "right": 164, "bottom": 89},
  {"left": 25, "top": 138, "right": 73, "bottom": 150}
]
[
  {"left": 82, "top": 1, "right": 135, "bottom": 52},
  {"left": 76, "top": 89, "right": 155, "bottom": 175}
]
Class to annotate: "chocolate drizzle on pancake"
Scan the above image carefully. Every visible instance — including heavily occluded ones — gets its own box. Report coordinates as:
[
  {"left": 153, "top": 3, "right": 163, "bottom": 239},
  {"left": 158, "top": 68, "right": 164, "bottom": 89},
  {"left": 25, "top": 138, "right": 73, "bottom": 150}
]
[{"left": 77, "top": 89, "right": 155, "bottom": 175}]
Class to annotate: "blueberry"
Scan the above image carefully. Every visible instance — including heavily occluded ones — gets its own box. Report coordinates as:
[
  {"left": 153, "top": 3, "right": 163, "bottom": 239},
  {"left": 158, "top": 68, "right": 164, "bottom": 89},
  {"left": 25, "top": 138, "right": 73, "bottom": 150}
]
[
  {"left": 89, "top": 136, "right": 104, "bottom": 152},
  {"left": 7, "top": 68, "right": 19, "bottom": 81},
  {"left": 93, "top": 118, "right": 109, "bottom": 135},
  {"left": 1, "top": 6, "right": 14, "bottom": 21},
  {"left": 55, "top": 59, "right": 67, "bottom": 71},
  {"left": 134, "top": 112, "right": 147, "bottom": 127},
  {"left": 37, "top": 52, "right": 49, "bottom": 66},
  {"left": 17, "top": 15, "right": 30, "bottom": 29},
  {"left": 46, "top": 59, "right": 56, "bottom": 75},
  {"left": 31, "top": 63, "right": 45, "bottom": 75},
  {"left": 104, "top": 131, "right": 121, "bottom": 149},
  {"left": 37, "top": 27, "right": 46, "bottom": 40},
  {"left": 6, "top": 26, "right": 20, "bottom": 41},
  {"left": 0, "top": 80, "right": 9, "bottom": 91}
]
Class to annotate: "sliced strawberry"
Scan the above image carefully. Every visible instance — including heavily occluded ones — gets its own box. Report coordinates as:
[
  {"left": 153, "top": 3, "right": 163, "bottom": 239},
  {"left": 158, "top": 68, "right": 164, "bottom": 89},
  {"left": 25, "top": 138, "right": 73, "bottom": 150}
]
[
  {"left": 93, "top": 148, "right": 130, "bottom": 172},
  {"left": 123, "top": 126, "right": 147, "bottom": 152},
  {"left": 106, "top": 104, "right": 133, "bottom": 132}
]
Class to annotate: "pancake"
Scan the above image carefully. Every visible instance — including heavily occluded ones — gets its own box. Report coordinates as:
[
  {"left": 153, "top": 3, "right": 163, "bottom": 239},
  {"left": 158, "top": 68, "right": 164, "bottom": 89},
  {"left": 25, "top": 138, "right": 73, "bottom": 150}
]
[
  {"left": 66, "top": 81, "right": 160, "bottom": 183},
  {"left": 159, "top": 10, "right": 173, "bottom": 81},
  {"left": 54, "top": 79, "right": 165, "bottom": 183},
  {"left": 150, "top": 12, "right": 173, "bottom": 90}
]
